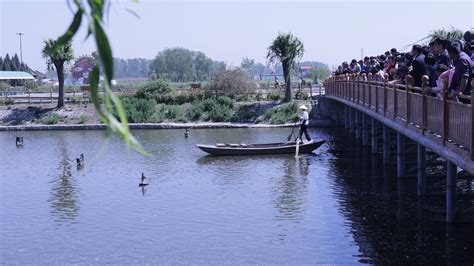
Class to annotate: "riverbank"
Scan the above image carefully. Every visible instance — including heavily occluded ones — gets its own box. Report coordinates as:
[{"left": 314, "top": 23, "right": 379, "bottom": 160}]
[
  {"left": 0, "top": 122, "right": 294, "bottom": 131},
  {"left": 0, "top": 98, "right": 310, "bottom": 129}
]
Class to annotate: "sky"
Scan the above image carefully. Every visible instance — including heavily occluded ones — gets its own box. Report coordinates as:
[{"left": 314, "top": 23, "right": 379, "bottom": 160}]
[{"left": 0, "top": 0, "right": 472, "bottom": 72}]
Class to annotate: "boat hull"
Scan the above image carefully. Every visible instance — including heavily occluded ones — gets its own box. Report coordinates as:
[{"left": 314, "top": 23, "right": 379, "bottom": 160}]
[{"left": 196, "top": 140, "right": 325, "bottom": 156}]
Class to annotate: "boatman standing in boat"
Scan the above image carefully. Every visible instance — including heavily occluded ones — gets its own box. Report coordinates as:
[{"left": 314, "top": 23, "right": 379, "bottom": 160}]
[{"left": 298, "top": 105, "right": 312, "bottom": 142}]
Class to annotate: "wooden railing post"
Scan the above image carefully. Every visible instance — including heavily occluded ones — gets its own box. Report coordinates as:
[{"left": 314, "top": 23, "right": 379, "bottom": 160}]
[
  {"left": 28, "top": 90, "right": 31, "bottom": 104},
  {"left": 362, "top": 73, "right": 366, "bottom": 106},
  {"left": 352, "top": 74, "right": 356, "bottom": 101},
  {"left": 394, "top": 83, "right": 398, "bottom": 121},
  {"left": 50, "top": 89, "right": 53, "bottom": 103},
  {"left": 421, "top": 75, "right": 429, "bottom": 135},
  {"left": 368, "top": 73, "right": 372, "bottom": 109},
  {"left": 471, "top": 87, "right": 474, "bottom": 160},
  {"left": 383, "top": 73, "right": 388, "bottom": 116},
  {"left": 442, "top": 90, "right": 448, "bottom": 146},
  {"left": 375, "top": 74, "right": 379, "bottom": 113},
  {"left": 406, "top": 75, "right": 413, "bottom": 126}
]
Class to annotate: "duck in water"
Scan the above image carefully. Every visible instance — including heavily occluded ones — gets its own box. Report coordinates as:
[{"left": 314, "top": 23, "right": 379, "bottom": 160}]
[
  {"left": 139, "top": 172, "right": 148, "bottom": 187},
  {"left": 76, "top": 153, "right": 84, "bottom": 168},
  {"left": 16, "top": 137, "right": 23, "bottom": 147},
  {"left": 184, "top": 128, "right": 189, "bottom": 138}
]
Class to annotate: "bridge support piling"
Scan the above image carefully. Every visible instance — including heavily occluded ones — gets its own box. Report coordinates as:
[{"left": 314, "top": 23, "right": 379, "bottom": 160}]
[
  {"left": 417, "top": 144, "right": 426, "bottom": 196},
  {"left": 344, "top": 106, "right": 349, "bottom": 130},
  {"left": 383, "top": 125, "right": 390, "bottom": 163},
  {"left": 371, "top": 118, "right": 378, "bottom": 154},
  {"left": 349, "top": 108, "right": 355, "bottom": 134},
  {"left": 397, "top": 132, "right": 406, "bottom": 177},
  {"left": 446, "top": 161, "right": 457, "bottom": 222},
  {"left": 355, "top": 111, "right": 361, "bottom": 140},
  {"left": 362, "top": 114, "right": 368, "bottom": 146}
]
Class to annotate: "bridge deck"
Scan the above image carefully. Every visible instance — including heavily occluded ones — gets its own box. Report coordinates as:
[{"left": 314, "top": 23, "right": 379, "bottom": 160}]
[{"left": 325, "top": 75, "right": 473, "bottom": 174}]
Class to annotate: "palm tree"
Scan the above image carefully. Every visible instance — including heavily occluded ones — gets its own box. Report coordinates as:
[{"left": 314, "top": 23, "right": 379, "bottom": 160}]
[
  {"left": 428, "top": 27, "right": 463, "bottom": 43},
  {"left": 42, "top": 38, "right": 73, "bottom": 108},
  {"left": 267, "top": 33, "right": 304, "bottom": 102}
]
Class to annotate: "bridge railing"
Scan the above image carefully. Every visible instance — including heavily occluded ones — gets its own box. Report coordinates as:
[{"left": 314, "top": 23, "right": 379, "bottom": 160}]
[{"left": 324, "top": 73, "right": 474, "bottom": 161}]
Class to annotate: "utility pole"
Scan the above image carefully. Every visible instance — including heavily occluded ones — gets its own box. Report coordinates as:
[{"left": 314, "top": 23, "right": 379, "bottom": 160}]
[{"left": 16, "top": 32, "right": 24, "bottom": 63}]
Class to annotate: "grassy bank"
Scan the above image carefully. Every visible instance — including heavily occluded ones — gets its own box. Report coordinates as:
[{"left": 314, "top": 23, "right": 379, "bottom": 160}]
[{"left": 0, "top": 79, "right": 311, "bottom": 126}]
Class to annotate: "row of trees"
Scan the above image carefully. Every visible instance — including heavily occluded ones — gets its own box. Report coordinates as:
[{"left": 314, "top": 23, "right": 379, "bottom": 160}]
[
  {"left": 0, "top": 53, "right": 31, "bottom": 72},
  {"left": 114, "top": 58, "right": 150, "bottom": 78},
  {"left": 149, "top": 47, "right": 213, "bottom": 82}
]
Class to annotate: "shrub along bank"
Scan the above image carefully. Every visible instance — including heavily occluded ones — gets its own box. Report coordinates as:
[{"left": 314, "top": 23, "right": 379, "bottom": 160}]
[{"left": 116, "top": 79, "right": 311, "bottom": 124}]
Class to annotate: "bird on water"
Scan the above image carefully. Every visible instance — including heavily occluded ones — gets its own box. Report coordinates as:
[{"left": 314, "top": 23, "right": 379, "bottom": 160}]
[
  {"left": 16, "top": 137, "right": 23, "bottom": 147},
  {"left": 76, "top": 153, "right": 84, "bottom": 168},
  {"left": 139, "top": 172, "right": 148, "bottom": 187}
]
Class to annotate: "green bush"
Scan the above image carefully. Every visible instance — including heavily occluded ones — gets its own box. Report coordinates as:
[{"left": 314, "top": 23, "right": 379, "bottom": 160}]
[
  {"left": 78, "top": 114, "right": 90, "bottom": 124},
  {"left": 216, "top": 96, "right": 234, "bottom": 108},
  {"left": 0, "top": 98, "right": 15, "bottom": 105},
  {"left": 264, "top": 102, "right": 299, "bottom": 124},
  {"left": 295, "top": 90, "right": 309, "bottom": 100},
  {"left": 42, "top": 113, "right": 61, "bottom": 125},
  {"left": 208, "top": 107, "right": 232, "bottom": 122},
  {"left": 267, "top": 91, "right": 282, "bottom": 101},
  {"left": 135, "top": 79, "right": 172, "bottom": 99},
  {"left": 160, "top": 104, "right": 186, "bottom": 121},
  {"left": 231, "top": 105, "right": 258, "bottom": 122},
  {"left": 67, "top": 96, "right": 81, "bottom": 104},
  {"left": 186, "top": 97, "right": 234, "bottom": 122},
  {"left": 119, "top": 97, "right": 157, "bottom": 123}
]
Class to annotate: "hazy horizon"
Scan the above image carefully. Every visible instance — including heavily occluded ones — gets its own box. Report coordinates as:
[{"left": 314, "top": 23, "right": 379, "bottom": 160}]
[{"left": 1, "top": 0, "right": 472, "bottom": 73}]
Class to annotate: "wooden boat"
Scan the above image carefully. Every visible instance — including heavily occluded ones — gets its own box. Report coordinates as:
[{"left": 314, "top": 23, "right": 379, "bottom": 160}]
[{"left": 196, "top": 140, "right": 325, "bottom": 156}]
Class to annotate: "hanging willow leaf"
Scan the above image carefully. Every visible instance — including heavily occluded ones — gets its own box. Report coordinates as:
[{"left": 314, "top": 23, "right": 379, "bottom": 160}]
[
  {"left": 92, "top": 18, "right": 114, "bottom": 83},
  {"left": 52, "top": 8, "right": 83, "bottom": 52},
  {"left": 89, "top": 67, "right": 104, "bottom": 117},
  {"left": 52, "top": 0, "right": 146, "bottom": 155}
]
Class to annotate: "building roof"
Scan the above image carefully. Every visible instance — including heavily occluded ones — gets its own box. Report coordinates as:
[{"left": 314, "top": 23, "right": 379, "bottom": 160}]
[{"left": 0, "top": 71, "right": 35, "bottom": 80}]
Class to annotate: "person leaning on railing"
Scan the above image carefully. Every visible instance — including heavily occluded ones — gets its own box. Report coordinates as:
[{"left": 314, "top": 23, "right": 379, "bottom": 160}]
[
  {"left": 427, "top": 64, "right": 453, "bottom": 98},
  {"left": 447, "top": 41, "right": 473, "bottom": 99}
]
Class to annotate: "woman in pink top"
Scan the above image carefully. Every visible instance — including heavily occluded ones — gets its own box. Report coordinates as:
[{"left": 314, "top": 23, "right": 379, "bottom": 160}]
[{"left": 433, "top": 64, "right": 454, "bottom": 98}]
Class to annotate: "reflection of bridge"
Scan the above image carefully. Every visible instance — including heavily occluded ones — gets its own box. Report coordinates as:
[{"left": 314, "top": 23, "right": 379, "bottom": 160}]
[{"left": 324, "top": 74, "right": 473, "bottom": 222}]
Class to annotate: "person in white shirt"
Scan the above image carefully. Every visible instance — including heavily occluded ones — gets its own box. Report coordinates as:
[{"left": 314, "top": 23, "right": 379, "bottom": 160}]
[{"left": 297, "top": 105, "right": 312, "bottom": 142}]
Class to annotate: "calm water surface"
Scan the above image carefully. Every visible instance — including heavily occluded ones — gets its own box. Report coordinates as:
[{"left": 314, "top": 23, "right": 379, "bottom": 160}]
[{"left": 1, "top": 128, "right": 473, "bottom": 264}]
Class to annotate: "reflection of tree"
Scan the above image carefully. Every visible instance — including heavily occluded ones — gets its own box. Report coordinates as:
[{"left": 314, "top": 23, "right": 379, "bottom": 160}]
[{"left": 48, "top": 136, "right": 80, "bottom": 226}]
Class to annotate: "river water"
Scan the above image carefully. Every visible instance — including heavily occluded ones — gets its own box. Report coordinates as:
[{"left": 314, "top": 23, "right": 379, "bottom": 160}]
[{"left": 1, "top": 128, "right": 473, "bottom": 264}]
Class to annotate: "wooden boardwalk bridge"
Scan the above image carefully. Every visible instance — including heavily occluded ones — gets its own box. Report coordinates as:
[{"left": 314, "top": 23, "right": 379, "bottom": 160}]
[{"left": 324, "top": 73, "right": 473, "bottom": 222}]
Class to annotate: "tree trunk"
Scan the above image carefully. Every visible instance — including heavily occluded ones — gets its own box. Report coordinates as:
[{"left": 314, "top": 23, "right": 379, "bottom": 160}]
[
  {"left": 55, "top": 62, "right": 65, "bottom": 108},
  {"left": 283, "top": 63, "right": 291, "bottom": 102}
]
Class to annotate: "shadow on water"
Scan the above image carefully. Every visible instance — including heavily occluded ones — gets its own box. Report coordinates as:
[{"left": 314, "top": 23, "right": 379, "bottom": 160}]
[
  {"left": 47, "top": 136, "right": 80, "bottom": 227},
  {"left": 323, "top": 129, "right": 474, "bottom": 265}
]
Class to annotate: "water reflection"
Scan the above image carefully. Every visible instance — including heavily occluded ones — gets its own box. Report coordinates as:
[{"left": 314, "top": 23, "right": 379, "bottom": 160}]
[
  {"left": 326, "top": 131, "right": 474, "bottom": 265},
  {"left": 272, "top": 156, "right": 310, "bottom": 222},
  {"left": 48, "top": 137, "right": 80, "bottom": 226}
]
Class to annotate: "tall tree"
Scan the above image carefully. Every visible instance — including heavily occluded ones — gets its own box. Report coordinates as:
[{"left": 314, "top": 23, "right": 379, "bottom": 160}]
[
  {"left": 149, "top": 47, "right": 213, "bottom": 82},
  {"left": 12, "top": 53, "right": 20, "bottom": 71},
  {"left": 267, "top": 33, "right": 304, "bottom": 102},
  {"left": 3, "top": 54, "right": 11, "bottom": 71},
  {"left": 42, "top": 38, "right": 74, "bottom": 108}
]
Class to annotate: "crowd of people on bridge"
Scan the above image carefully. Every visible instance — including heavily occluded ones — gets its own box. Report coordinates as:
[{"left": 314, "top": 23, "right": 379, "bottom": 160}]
[{"left": 333, "top": 30, "right": 474, "bottom": 100}]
